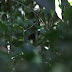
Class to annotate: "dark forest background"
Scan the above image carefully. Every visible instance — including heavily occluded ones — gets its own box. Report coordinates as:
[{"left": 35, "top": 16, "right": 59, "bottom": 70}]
[{"left": 0, "top": 0, "right": 72, "bottom": 72}]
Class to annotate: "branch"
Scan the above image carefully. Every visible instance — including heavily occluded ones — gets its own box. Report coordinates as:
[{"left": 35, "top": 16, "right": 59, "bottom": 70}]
[{"left": 13, "top": 0, "right": 45, "bottom": 25}]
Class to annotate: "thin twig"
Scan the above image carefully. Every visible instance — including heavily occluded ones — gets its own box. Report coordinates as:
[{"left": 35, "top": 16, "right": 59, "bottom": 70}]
[
  {"left": 13, "top": 0, "right": 45, "bottom": 25},
  {"left": 23, "top": 24, "right": 35, "bottom": 32}
]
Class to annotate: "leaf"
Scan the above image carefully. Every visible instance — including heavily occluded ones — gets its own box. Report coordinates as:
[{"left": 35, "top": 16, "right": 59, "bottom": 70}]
[
  {"left": 55, "top": 0, "right": 62, "bottom": 19},
  {"left": 68, "top": 0, "right": 72, "bottom": 6},
  {"left": 0, "top": 21, "right": 7, "bottom": 31},
  {"left": 64, "top": 6, "right": 72, "bottom": 22}
]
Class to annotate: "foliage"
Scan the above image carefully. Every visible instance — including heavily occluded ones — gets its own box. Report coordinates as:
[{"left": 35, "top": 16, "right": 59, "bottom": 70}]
[{"left": 0, "top": 0, "right": 72, "bottom": 72}]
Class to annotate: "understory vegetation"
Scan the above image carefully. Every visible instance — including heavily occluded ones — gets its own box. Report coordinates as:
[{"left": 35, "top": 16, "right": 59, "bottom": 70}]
[{"left": 0, "top": 0, "right": 72, "bottom": 72}]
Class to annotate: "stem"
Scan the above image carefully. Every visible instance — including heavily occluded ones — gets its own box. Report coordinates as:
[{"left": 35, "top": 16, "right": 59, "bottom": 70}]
[
  {"left": 9, "top": 0, "right": 13, "bottom": 43},
  {"left": 13, "top": 0, "right": 45, "bottom": 25}
]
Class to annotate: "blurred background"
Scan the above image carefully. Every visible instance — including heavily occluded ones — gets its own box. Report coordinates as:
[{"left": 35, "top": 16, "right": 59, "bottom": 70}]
[{"left": 0, "top": 0, "right": 72, "bottom": 72}]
